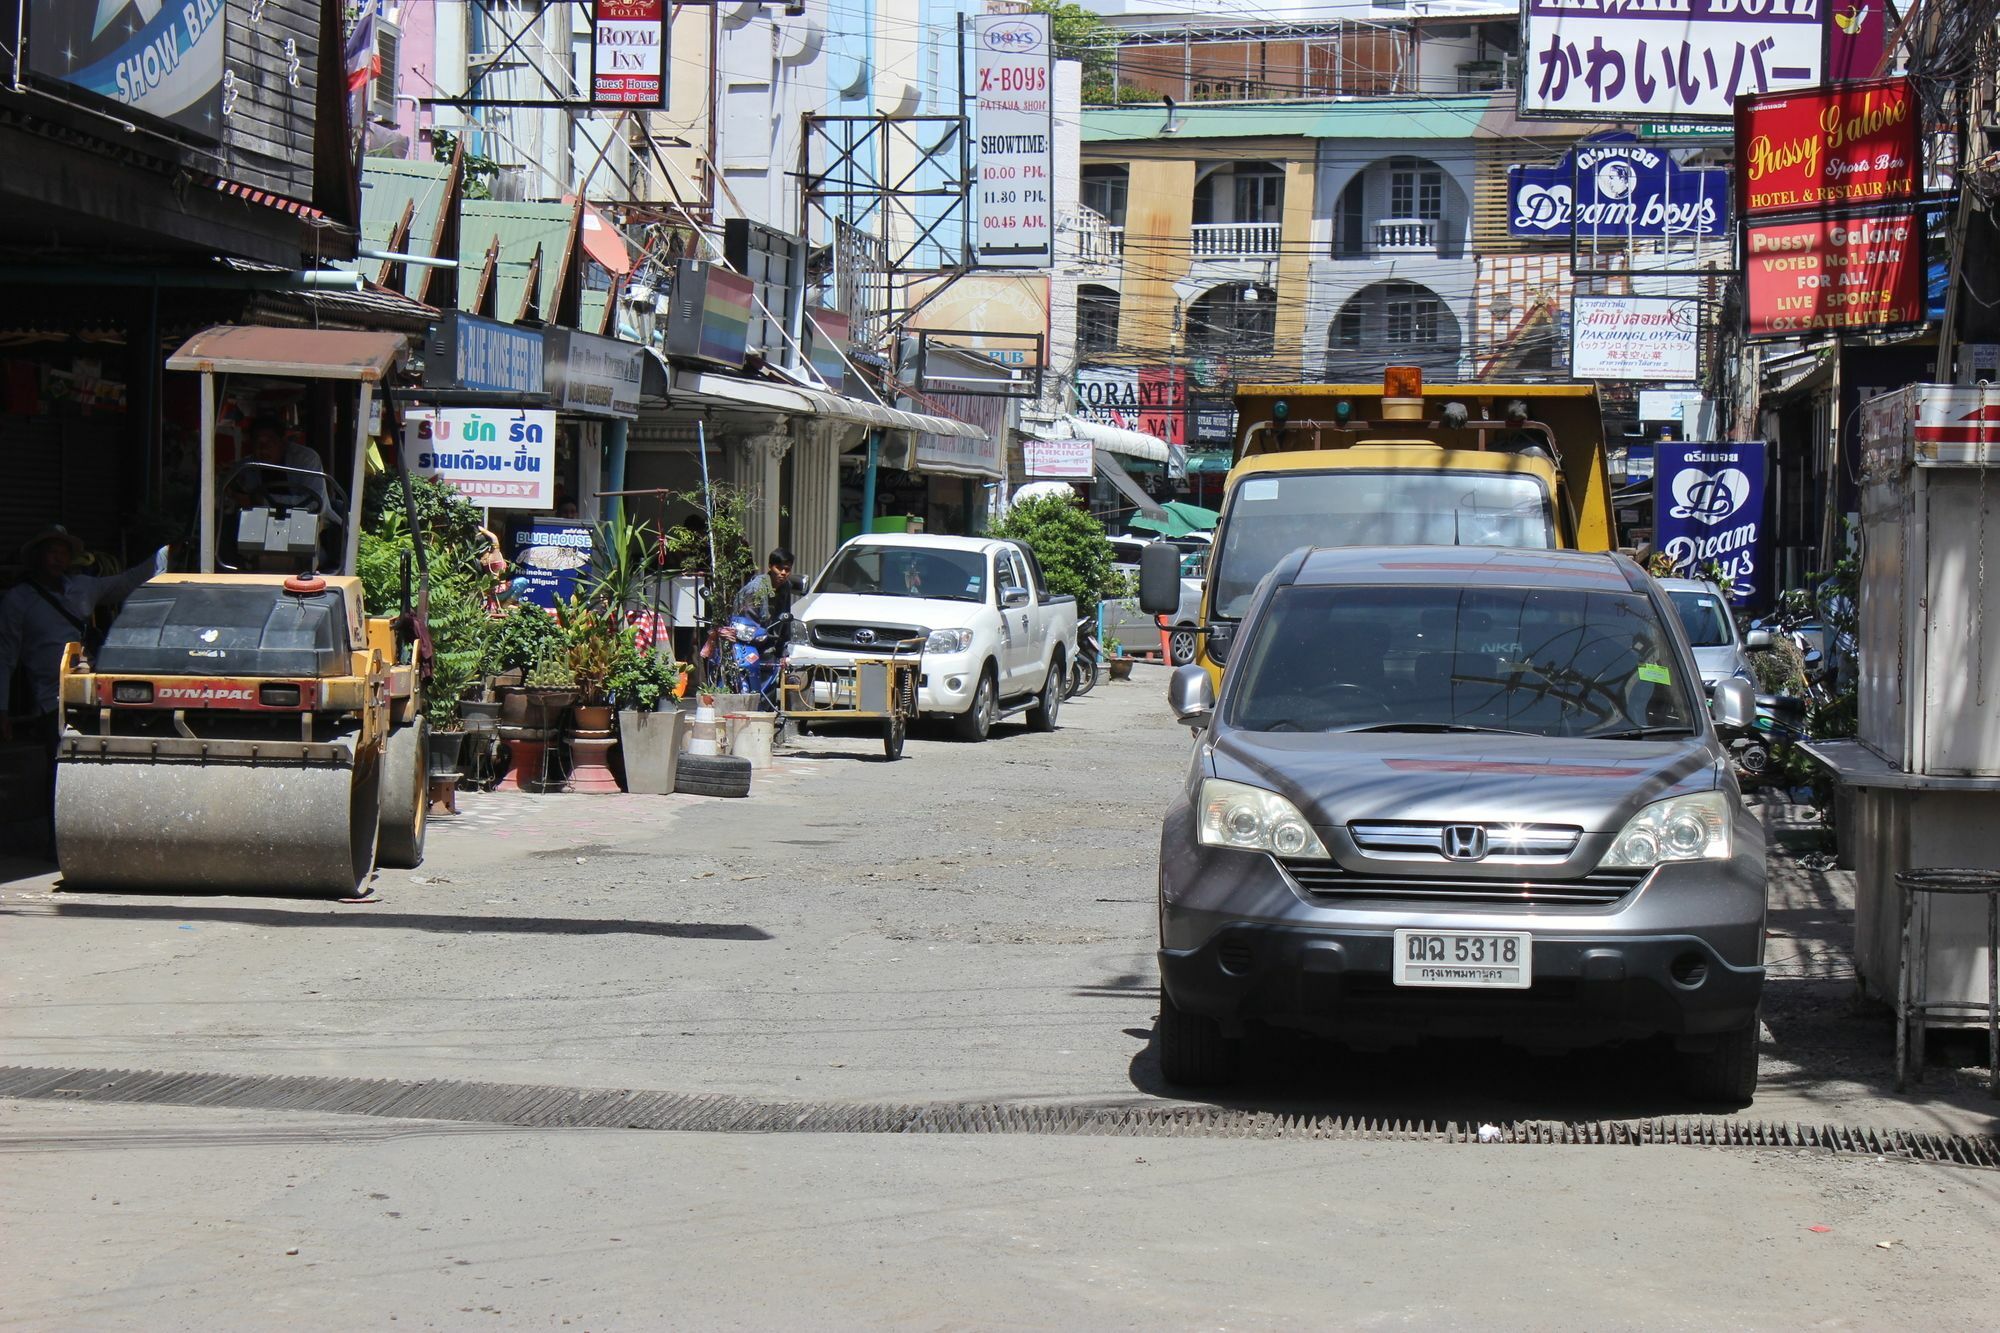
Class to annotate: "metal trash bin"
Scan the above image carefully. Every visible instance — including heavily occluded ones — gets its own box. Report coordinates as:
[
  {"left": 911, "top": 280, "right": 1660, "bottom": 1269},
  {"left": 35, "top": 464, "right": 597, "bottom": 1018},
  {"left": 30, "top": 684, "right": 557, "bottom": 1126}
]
[{"left": 1895, "top": 867, "right": 2000, "bottom": 1097}]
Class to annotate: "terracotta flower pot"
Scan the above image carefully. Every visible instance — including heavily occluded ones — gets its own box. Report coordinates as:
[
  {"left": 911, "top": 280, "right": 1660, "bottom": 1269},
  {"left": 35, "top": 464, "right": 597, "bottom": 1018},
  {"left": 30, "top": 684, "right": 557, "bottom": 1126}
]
[
  {"left": 567, "top": 734, "right": 620, "bottom": 793},
  {"left": 573, "top": 703, "right": 615, "bottom": 734}
]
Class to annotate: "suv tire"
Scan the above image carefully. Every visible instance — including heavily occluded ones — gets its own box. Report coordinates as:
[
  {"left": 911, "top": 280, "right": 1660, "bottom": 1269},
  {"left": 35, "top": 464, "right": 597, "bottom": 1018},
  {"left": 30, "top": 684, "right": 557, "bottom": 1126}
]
[
  {"left": 954, "top": 667, "right": 997, "bottom": 742},
  {"left": 1025, "top": 657, "right": 1063, "bottom": 732},
  {"left": 1157, "top": 994, "right": 1240, "bottom": 1087},
  {"left": 1678, "top": 1015, "right": 1760, "bottom": 1103}
]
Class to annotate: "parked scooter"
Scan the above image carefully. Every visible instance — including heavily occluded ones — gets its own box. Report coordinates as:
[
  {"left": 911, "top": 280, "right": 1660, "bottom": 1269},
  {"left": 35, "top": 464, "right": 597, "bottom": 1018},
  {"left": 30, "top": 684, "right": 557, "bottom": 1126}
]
[
  {"left": 1069, "top": 616, "right": 1103, "bottom": 698},
  {"left": 1722, "top": 692, "right": 1811, "bottom": 785}
]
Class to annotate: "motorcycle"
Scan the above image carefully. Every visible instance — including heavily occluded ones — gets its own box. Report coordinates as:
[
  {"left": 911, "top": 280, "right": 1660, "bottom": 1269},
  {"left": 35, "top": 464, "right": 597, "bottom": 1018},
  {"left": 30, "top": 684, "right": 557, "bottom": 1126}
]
[
  {"left": 1069, "top": 616, "right": 1103, "bottom": 698},
  {"left": 1722, "top": 691, "right": 1810, "bottom": 786}
]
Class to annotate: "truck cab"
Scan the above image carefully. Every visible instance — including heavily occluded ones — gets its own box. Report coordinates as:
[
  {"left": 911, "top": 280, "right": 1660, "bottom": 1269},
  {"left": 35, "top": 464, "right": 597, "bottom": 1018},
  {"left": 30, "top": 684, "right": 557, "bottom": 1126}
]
[{"left": 1141, "top": 368, "right": 1616, "bottom": 685}]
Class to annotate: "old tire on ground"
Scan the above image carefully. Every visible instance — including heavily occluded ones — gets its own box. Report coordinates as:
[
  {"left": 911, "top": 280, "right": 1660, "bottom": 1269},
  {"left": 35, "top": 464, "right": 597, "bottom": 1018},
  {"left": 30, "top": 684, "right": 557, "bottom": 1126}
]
[
  {"left": 1677, "top": 1015, "right": 1761, "bottom": 1103},
  {"left": 376, "top": 719, "right": 428, "bottom": 869},
  {"left": 1156, "top": 993, "right": 1240, "bottom": 1087},
  {"left": 675, "top": 752, "right": 752, "bottom": 798},
  {"left": 1026, "top": 656, "right": 1063, "bottom": 732},
  {"left": 954, "top": 667, "right": 997, "bottom": 742}
]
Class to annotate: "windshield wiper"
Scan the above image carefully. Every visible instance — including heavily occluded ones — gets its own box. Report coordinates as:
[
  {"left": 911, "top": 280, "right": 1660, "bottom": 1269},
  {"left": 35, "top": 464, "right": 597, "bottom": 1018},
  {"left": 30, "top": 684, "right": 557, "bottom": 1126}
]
[
  {"left": 1339, "top": 722, "right": 1540, "bottom": 736},
  {"left": 1590, "top": 726, "right": 1697, "bottom": 740}
]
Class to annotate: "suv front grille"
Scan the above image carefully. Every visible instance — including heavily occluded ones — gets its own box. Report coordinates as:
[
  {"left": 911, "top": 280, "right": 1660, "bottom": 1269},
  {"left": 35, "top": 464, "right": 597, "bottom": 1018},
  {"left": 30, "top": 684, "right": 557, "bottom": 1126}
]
[
  {"left": 1348, "top": 820, "right": 1581, "bottom": 860},
  {"left": 1278, "top": 858, "right": 1645, "bottom": 907},
  {"left": 808, "top": 623, "right": 925, "bottom": 652}
]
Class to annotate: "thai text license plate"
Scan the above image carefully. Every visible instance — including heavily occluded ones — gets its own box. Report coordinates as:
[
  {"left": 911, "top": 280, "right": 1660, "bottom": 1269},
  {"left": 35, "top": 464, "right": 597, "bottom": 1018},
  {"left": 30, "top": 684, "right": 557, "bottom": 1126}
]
[{"left": 1392, "top": 930, "right": 1532, "bottom": 989}]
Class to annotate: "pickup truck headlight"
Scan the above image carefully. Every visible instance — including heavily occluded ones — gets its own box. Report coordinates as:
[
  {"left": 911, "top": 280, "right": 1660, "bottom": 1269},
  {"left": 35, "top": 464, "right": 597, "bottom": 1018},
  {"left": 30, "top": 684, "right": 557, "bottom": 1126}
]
[
  {"left": 924, "top": 628, "right": 974, "bottom": 653},
  {"left": 1599, "top": 791, "right": 1731, "bottom": 869},
  {"left": 1197, "top": 778, "right": 1329, "bottom": 859}
]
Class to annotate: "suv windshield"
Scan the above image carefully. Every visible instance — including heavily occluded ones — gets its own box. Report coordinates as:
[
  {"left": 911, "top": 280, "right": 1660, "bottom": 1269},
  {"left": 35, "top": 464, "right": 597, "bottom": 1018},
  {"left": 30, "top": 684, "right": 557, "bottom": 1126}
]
[
  {"left": 816, "top": 545, "right": 987, "bottom": 602},
  {"left": 1668, "top": 589, "right": 1734, "bottom": 647},
  {"left": 1227, "top": 583, "right": 1699, "bottom": 739},
  {"left": 1209, "top": 470, "right": 1556, "bottom": 618}
]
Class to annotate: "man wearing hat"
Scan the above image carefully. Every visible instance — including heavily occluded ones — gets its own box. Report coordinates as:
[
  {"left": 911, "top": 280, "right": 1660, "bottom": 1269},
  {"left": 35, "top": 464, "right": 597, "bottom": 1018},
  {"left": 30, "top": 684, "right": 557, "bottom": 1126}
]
[{"left": 0, "top": 527, "right": 166, "bottom": 765}]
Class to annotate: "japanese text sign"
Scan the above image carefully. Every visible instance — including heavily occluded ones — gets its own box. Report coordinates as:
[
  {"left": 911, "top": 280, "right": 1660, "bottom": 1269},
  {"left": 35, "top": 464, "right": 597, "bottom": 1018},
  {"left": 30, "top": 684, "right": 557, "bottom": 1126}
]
[
  {"left": 1653, "top": 441, "right": 1770, "bottom": 606},
  {"left": 1737, "top": 79, "right": 1917, "bottom": 216},
  {"left": 1521, "top": 0, "right": 1822, "bottom": 122},
  {"left": 1745, "top": 211, "right": 1924, "bottom": 337},
  {"left": 973, "top": 13, "right": 1053, "bottom": 269},
  {"left": 591, "top": 1, "right": 666, "bottom": 107},
  {"left": 405, "top": 408, "right": 558, "bottom": 510},
  {"left": 1571, "top": 296, "right": 1703, "bottom": 381},
  {"left": 1510, "top": 135, "right": 1729, "bottom": 238}
]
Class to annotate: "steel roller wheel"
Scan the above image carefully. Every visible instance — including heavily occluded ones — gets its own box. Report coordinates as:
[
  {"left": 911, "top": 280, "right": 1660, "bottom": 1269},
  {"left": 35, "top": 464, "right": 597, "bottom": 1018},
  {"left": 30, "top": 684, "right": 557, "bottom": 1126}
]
[{"left": 376, "top": 719, "right": 428, "bottom": 869}]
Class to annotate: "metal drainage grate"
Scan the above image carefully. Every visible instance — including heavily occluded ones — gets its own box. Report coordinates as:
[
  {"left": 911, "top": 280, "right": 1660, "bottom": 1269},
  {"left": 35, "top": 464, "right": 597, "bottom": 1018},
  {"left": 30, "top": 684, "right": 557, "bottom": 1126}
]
[{"left": 0, "top": 1064, "right": 1995, "bottom": 1168}]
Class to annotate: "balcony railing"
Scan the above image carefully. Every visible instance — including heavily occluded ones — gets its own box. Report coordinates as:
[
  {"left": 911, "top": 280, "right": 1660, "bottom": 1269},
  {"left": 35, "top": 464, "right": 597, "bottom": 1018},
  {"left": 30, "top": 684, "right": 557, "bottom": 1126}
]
[
  {"left": 1371, "top": 218, "right": 1438, "bottom": 253},
  {"left": 1062, "top": 209, "right": 1126, "bottom": 267},
  {"left": 1191, "top": 221, "right": 1282, "bottom": 259}
]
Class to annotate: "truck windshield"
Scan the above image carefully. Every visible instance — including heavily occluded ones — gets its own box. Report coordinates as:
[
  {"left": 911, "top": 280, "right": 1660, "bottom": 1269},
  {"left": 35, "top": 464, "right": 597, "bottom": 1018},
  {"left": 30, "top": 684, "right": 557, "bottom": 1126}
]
[
  {"left": 816, "top": 545, "right": 987, "bottom": 602},
  {"left": 1226, "top": 583, "right": 1698, "bottom": 739},
  {"left": 1208, "top": 470, "right": 1555, "bottom": 619},
  {"left": 1667, "top": 589, "right": 1734, "bottom": 647}
]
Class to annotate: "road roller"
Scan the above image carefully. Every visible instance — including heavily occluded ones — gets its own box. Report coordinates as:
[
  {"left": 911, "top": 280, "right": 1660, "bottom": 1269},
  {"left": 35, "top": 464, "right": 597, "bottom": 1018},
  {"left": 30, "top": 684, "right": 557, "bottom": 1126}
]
[{"left": 52, "top": 327, "right": 429, "bottom": 896}]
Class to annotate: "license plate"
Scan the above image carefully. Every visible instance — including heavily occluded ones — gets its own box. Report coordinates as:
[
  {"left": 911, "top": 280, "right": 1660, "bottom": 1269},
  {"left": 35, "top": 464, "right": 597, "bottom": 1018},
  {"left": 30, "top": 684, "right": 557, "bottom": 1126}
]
[{"left": 1392, "top": 930, "right": 1532, "bottom": 989}]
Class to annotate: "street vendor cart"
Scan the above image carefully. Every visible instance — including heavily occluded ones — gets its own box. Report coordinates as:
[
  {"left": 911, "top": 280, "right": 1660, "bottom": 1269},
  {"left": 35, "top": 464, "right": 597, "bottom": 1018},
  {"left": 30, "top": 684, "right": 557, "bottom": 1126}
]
[{"left": 782, "top": 658, "right": 920, "bottom": 760}]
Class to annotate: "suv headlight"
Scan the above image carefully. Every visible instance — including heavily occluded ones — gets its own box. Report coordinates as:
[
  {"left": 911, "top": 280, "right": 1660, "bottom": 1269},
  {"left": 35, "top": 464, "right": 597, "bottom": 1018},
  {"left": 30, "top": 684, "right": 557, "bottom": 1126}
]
[
  {"left": 1600, "top": 791, "right": 1732, "bottom": 868},
  {"left": 1197, "top": 778, "right": 1329, "bottom": 859},
  {"left": 924, "top": 628, "right": 974, "bottom": 653}
]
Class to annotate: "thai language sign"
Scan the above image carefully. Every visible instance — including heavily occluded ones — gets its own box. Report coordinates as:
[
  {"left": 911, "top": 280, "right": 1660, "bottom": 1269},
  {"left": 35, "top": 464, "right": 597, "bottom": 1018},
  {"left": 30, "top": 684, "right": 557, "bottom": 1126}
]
[
  {"left": 591, "top": 1, "right": 666, "bottom": 107},
  {"left": 405, "top": 409, "right": 558, "bottom": 509},
  {"left": 507, "top": 522, "right": 595, "bottom": 609},
  {"left": 972, "top": 13, "right": 1053, "bottom": 269},
  {"left": 1571, "top": 296, "right": 1702, "bottom": 380},
  {"left": 1653, "top": 441, "right": 1770, "bottom": 606},
  {"left": 1737, "top": 79, "right": 1917, "bottom": 216},
  {"left": 1520, "top": 0, "right": 1822, "bottom": 122},
  {"left": 1510, "top": 135, "right": 1729, "bottom": 238},
  {"left": 1024, "top": 437, "right": 1093, "bottom": 479},
  {"left": 1744, "top": 211, "right": 1924, "bottom": 337},
  {"left": 27, "top": 0, "right": 225, "bottom": 138}
]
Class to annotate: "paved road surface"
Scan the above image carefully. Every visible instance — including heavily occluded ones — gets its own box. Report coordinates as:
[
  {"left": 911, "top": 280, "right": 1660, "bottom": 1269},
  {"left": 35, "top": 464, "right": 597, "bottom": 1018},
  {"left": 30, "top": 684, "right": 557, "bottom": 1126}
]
[{"left": 3, "top": 669, "right": 1997, "bottom": 1327}]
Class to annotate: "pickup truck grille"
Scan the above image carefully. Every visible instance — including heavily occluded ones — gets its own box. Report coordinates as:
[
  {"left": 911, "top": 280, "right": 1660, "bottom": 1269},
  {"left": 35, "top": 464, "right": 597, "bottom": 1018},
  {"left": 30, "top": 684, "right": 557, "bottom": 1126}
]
[
  {"left": 1278, "top": 858, "right": 1646, "bottom": 907},
  {"left": 808, "top": 623, "right": 925, "bottom": 652}
]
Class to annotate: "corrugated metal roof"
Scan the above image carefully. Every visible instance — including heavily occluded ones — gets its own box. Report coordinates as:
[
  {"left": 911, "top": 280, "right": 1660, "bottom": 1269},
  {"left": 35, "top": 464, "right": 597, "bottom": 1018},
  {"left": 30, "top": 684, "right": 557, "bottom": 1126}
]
[
  {"left": 166, "top": 326, "right": 406, "bottom": 381},
  {"left": 1081, "top": 95, "right": 1494, "bottom": 143},
  {"left": 459, "top": 201, "right": 576, "bottom": 322},
  {"left": 346, "top": 158, "right": 454, "bottom": 298}
]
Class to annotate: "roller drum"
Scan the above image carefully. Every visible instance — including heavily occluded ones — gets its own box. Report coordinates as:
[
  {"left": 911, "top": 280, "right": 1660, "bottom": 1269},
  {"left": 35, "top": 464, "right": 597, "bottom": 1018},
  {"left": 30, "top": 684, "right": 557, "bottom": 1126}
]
[{"left": 54, "top": 734, "right": 380, "bottom": 896}]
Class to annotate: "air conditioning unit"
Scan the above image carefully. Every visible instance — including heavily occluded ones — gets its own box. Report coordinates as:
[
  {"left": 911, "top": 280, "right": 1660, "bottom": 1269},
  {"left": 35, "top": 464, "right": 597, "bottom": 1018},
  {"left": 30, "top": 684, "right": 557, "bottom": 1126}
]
[
  {"left": 371, "top": 18, "right": 400, "bottom": 123},
  {"left": 489, "top": 167, "right": 530, "bottom": 201}
]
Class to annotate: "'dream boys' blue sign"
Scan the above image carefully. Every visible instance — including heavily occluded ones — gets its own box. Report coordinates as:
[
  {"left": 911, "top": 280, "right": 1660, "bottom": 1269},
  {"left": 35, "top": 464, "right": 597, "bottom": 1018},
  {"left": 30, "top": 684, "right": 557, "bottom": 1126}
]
[
  {"left": 1509, "top": 135, "right": 1730, "bottom": 239},
  {"left": 1654, "top": 441, "right": 1770, "bottom": 609}
]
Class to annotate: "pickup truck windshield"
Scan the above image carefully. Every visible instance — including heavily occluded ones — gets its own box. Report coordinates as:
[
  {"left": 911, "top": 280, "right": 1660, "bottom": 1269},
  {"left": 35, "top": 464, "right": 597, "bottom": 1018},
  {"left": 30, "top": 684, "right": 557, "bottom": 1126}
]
[
  {"left": 1227, "top": 583, "right": 1698, "bottom": 739},
  {"left": 1209, "top": 470, "right": 1555, "bottom": 619},
  {"left": 816, "top": 545, "right": 987, "bottom": 602}
]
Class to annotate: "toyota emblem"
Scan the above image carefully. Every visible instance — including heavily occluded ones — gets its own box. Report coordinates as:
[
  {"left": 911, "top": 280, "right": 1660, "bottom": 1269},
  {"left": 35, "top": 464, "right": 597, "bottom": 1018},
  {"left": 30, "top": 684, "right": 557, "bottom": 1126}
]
[
  {"left": 1441, "top": 825, "right": 1488, "bottom": 861},
  {"left": 854, "top": 628, "right": 877, "bottom": 644}
]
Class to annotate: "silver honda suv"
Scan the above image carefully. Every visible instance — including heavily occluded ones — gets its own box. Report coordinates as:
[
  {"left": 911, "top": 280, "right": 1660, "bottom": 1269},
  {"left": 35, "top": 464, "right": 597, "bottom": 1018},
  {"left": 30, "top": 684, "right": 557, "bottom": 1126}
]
[{"left": 1156, "top": 546, "right": 1766, "bottom": 1102}]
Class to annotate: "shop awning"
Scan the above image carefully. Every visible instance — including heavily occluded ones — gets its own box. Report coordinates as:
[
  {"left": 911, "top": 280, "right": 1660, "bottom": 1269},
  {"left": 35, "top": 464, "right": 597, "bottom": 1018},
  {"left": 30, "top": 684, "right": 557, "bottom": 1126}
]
[
  {"left": 167, "top": 326, "right": 407, "bottom": 382},
  {"left": 1068, "top": 416, "right": 1169, "bottom": 462},
  {"left": 650, "top": 357, "right": 988, "bottom": 441},
  {"left": 1095, "top": 449, "right": 1168, "bottom": 520},
  {"left": 791, "top": 386, "right": 986, "bottom": 439},
  {"left": 1129, "top": 500, "right": 1220, "bottom": 538}
]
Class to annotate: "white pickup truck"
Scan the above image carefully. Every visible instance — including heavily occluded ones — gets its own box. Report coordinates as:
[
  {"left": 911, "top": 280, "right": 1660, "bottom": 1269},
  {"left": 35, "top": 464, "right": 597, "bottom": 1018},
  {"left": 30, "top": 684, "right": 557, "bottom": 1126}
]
[{"left": 788, "top": 534, "right": 1078, "bottom": 740}]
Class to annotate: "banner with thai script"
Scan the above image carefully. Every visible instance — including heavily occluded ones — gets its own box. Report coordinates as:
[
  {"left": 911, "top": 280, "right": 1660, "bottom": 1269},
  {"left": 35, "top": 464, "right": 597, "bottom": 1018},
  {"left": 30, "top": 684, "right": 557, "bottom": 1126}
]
[
  {"left": 591, "top": 1, "right": 666, "bottom": 107},
  {"left": 1653, "top": 441, "right": 1770, "bottom": 607},
  {"left": 973, "top": 13, "right": 1054, "bottom": 268},
  {"left": 1572, "top": 296, "right": 1702, "bottom": 380},
  {"left": 405, "top": 409, "right": 558, "bottom": 509},
  {"left": 1737, "top": 79, "right": 1917, "bottom": 216},
  {"left": 1520, "top": 0, "right": 1822, "bottom": 122},
  {"left": 27, "top": 0, "right": 225, "bottom": 138},
  {"left": 1745, "top": 211, "right": 1924, "bottom": 337},
  {"left": 1510, "top": 135, "right": 1729, "bottom": 238},
  {"left": 1024, "top": 437, "right": 1092, "bottom": 479}
]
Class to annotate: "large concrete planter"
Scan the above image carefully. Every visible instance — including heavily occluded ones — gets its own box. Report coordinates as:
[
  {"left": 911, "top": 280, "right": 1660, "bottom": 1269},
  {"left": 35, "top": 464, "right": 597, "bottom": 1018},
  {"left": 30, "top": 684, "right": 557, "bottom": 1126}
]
[{"left": 618, "top": 708, "right": 682, "bottom": 794}]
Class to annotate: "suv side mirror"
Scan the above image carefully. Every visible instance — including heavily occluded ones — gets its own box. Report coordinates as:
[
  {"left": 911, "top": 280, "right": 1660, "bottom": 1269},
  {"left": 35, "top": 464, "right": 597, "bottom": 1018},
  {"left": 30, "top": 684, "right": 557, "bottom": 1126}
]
[
  {"left": 1001, "top": 586, "right": 1030, "bottom": 609},
  {"left": 1745, "top": 629, "right": 1773, "bottom": 650},
  {"left": 1168, "top": 664, "right": 1216, "bottom": 729},
  {"left": 1710, "top": 677, "right": 1756, "bottom": 731},
  {"left": 1138, "top": 542, "right": 1183, "bottom": 615}
]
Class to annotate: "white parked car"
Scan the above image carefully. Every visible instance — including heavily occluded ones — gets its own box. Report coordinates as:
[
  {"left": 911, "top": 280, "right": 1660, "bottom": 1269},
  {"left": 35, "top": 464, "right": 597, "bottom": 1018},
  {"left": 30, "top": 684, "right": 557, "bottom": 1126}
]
[
  {"left": 1107, "top": 535, "right": 1208, "bottom": 664},
  {"left": 789, "top": 534, "right": 1079, "bottom": 740}
]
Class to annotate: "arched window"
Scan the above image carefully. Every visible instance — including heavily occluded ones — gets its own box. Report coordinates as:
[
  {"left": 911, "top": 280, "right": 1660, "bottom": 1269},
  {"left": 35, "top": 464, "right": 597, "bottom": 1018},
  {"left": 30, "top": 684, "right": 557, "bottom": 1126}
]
[
  {"left": 1325, "top": 282, "right": 1461, "bottom": 380},
  {"left": 1187, "top": 283, "right": 1276, "bottom": 358},
  {"left": 1078, "top": 285, "right": 1121, "bottom": 355}
]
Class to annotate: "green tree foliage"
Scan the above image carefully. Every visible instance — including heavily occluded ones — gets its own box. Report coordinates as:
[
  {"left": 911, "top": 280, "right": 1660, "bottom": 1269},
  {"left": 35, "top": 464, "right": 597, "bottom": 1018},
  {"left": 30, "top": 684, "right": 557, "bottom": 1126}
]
[
  {"left": 357, "top": 475, "right": 495, "bottom": 730},
  {"left": 658, "top": 482, "right": 760, "bottom": 620},
  {"left": 1028, "top": 0, "right": 1119, "bottom": 103},
  {"left": 989, "top": 494, "right": 1119, "bottom": 619}
]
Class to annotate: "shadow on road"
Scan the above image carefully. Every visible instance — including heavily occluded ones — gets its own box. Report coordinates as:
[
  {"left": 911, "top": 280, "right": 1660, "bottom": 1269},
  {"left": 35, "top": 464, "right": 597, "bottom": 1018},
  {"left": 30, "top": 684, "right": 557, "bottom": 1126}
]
[{"left": 16, "top": 903, "right": 772, "bottom": 940}]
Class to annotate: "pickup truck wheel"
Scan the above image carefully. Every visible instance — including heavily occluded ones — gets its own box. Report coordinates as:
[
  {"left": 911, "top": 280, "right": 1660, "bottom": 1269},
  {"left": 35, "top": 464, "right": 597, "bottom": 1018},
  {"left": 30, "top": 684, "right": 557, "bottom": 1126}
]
[
  {"left": 1026, "top": 657, "right": 1063, "bottom": 732},
  {"left": 1677, "top": 1015, "right": 1761, "bottom": 1104},
  {"left": 953, "top": 668, "right": 997, "bottom": 742},
  {"left": 1157, "top": 994, "right": 1239, "bottom": 1087}
]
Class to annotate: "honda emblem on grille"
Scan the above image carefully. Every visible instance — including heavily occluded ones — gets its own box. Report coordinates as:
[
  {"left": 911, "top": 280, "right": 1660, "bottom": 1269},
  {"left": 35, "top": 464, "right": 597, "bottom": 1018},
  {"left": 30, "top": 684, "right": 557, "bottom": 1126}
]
[
  {"left": 1441, "top": 825, "right": 1488, "bottom": 861},
  {"left": 854, "top": 628, "right": 877, "bottom": 644}
]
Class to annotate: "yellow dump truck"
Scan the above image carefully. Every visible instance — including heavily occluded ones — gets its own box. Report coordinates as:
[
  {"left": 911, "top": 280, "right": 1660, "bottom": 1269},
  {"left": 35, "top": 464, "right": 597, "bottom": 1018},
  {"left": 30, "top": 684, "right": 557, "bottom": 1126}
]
[{"left": 1139, "top": 368, "right": 1616, "bottom": 683}]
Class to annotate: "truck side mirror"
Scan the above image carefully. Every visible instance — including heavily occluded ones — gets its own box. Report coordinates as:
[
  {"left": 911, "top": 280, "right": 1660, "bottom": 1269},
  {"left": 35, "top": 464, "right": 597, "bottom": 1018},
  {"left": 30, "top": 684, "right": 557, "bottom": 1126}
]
[
  {"left": 1168, "top": 664, "right": 1216, "bottom": 730},
  {"left": 1710, "top": 677, "right": 1756, "bottom": 731},
  {"left": 1138, "top": 542, "right": 1183, "bottom": 616}
]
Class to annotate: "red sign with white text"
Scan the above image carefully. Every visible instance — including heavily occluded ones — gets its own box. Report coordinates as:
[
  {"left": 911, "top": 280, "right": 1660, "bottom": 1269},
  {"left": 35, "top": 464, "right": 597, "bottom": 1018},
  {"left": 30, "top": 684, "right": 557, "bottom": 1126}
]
[
  {"left": 591, "top": 0, "right": 665, "bottom": 107},
  {"left": 1744, "top": 211, "right": 1924, "bottom": 337},
  {"left": 1737, "top": 78, "right": 1918, "bottom": 216}
]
